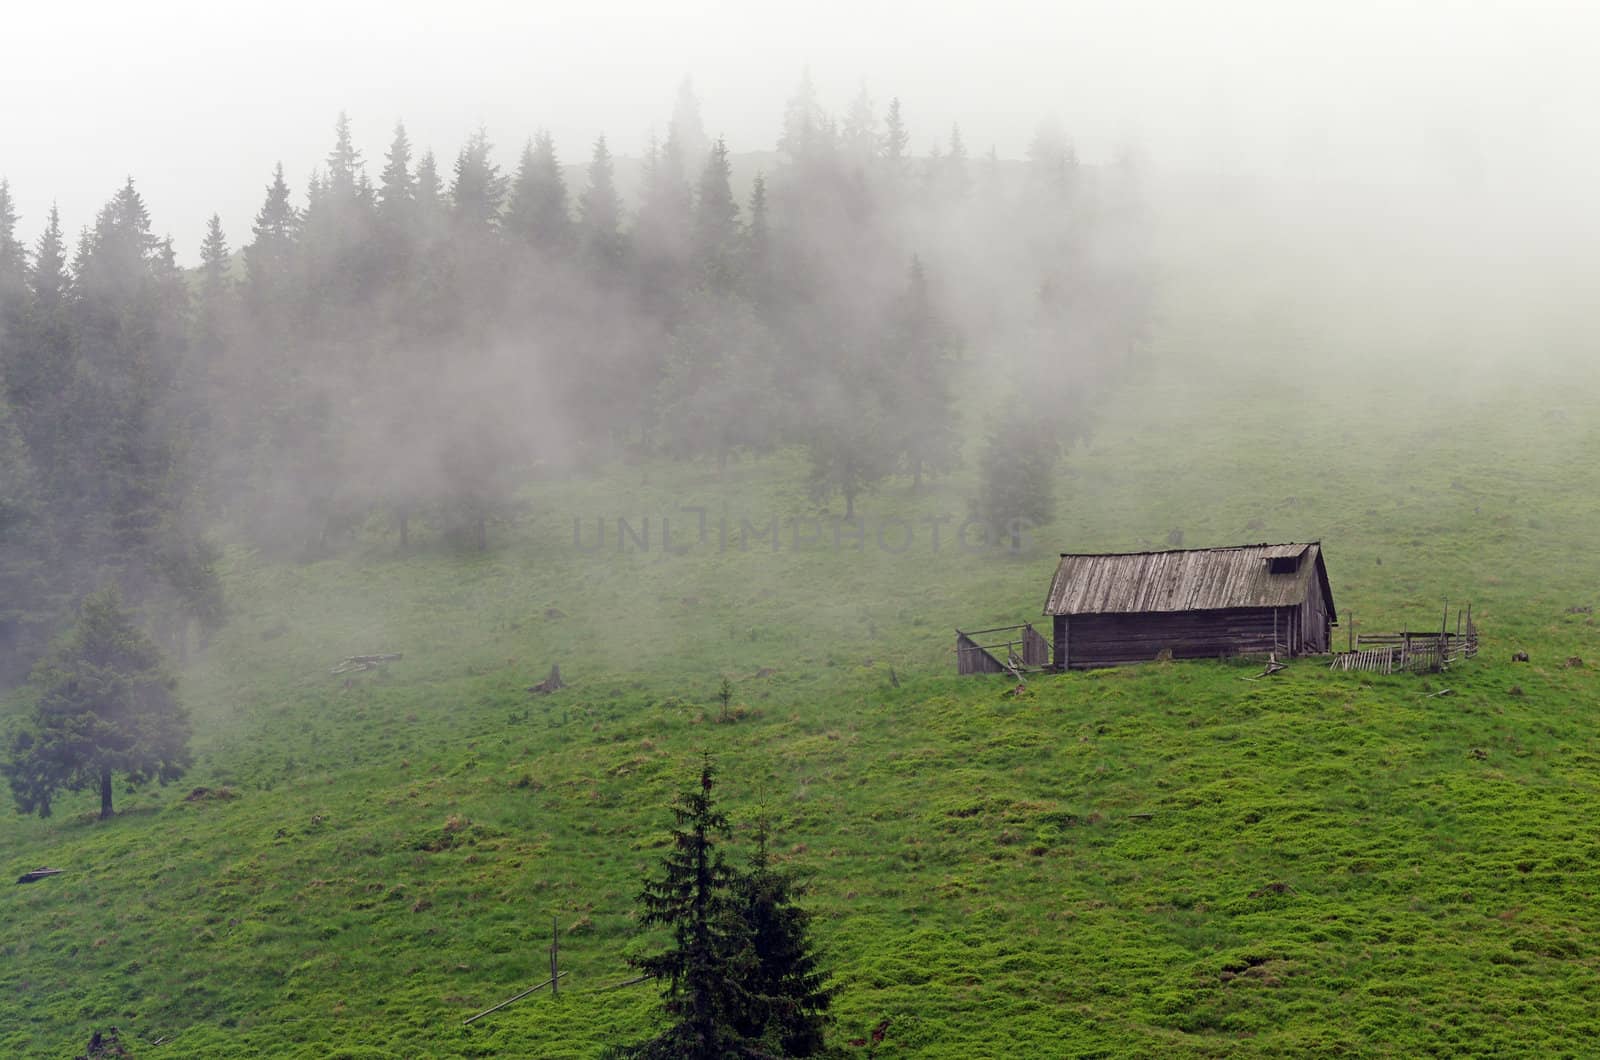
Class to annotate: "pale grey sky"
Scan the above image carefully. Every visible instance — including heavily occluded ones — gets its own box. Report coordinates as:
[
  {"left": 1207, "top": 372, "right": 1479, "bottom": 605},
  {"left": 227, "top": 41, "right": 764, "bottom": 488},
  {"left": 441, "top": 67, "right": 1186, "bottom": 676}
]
[{"left": 3, "top": 0, "right": 1595, "bottom": 260}]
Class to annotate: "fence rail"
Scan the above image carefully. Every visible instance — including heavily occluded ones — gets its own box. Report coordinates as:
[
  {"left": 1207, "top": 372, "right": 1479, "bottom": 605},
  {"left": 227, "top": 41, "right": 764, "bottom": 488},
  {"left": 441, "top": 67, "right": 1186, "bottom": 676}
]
[{"left": 1330, "top": 622, "right": 1478, "bottom": 675}]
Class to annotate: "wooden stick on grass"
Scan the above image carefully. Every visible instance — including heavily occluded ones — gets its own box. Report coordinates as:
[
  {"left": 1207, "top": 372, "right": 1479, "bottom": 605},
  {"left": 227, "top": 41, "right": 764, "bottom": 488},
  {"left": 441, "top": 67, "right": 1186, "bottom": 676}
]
[{"left": 462, "top": 971, "right": 567, "bottom": 1026}]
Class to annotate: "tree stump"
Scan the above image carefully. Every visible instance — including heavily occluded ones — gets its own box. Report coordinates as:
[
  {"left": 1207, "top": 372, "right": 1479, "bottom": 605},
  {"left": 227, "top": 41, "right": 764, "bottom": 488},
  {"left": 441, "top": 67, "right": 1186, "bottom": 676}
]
[{"left": 529, "top": 665, "right": 566, "bottom": 695}]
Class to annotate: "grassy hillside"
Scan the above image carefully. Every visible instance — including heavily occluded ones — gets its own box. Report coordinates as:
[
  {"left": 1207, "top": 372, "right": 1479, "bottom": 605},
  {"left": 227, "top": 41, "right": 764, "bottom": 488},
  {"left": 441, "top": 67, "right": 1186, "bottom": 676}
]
[{"left": 5, "top": 270, "right": 1600, "bottom": 1057}]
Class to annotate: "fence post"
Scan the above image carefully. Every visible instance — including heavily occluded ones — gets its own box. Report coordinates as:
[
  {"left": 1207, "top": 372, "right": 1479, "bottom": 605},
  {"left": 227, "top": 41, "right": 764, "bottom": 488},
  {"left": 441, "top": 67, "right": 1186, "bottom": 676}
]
[{"left": 551, "top": 917, "right": 559, "bottom": 998}]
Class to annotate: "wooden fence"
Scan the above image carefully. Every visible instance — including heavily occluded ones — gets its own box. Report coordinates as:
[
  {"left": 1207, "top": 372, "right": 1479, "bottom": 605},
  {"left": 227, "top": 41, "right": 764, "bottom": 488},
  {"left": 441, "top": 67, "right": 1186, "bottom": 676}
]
[
  {"left": 956, "top": 624, "right": 1051, "bottom": 676},
  {"left": 1329, "top": 614, "right": 1479, "bottom": 674}
]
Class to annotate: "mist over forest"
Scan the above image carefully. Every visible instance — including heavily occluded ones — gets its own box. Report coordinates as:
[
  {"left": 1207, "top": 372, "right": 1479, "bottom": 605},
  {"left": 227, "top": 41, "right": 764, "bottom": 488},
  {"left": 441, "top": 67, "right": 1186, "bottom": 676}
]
[
  {"left": 0, "top": 77, "right": 1152, "bottom": 686},
  {"left": 10, "top": 2, "right": 1600, "bottom": 1047}
]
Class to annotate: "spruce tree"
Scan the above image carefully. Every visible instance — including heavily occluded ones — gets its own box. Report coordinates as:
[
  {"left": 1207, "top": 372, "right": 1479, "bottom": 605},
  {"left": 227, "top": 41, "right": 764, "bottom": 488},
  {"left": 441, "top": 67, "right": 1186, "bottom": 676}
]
[
  {"left": 244, "top": 163, "right": 299, "bottom": 322},
  {"left": 325, "top": 111, "right": 364, "bottom": 198},
  {"left": 378, "top": 122, "right": 415, "bottom": 220},
  {"left": 1026, "top": 116, "right": 1078, "bottom": 201},
  {"left": 74, "top": 179, "right": 156, "bottom": 333},
  {"left": 302, "top": 169, "right": 327, "bottom": 242},
  {"left": 887, "top": 257, "right": 960, "bottom": 489},
  {"left": 3, "top": 588, "right": 190, "bottom": 819},
  {"left": 744, "top": 173, "right": 771, "bottom": 290},
  {"left": 195, "top": 214, "right": 233, "bottom": 359},
  {"left": 302, "top": 114, "right": 380, "bottom": 336},
  {"left": 634, "top": 128, "right": 694, "bottom": 313},
  {"left": 617, "top": 758, "right": 751, "bottom": 1059},
  {"left": 60, "top": 182, "right": 219, "bottom": 650},
  {"left": 922, "top": 141, "right": 946, "bottom": 201},
  {"left": 187, "top": 215, "right": 234, "bottom": 505},
  {"left": 732, "top": 819, "right": 834, "bottom": 1056},
  {"left": 667, "top": 78, "right": 711, "bottom": 177},
  {"left": 976, "top": 394, "right": 1060, "bottom": 553},
  {"left": 694, "top": 138, "right": 740, "bottom": 289},
  {"left": 4, "top": 204, "right": 55, "bottom": 415},
  {"left": 944, "top": 125, "right": 972, "bottom": 201},
  {"left": 0, "top": 179, "right": 24, "bottom": 308},
  {"left": 373, "top": 122, "right": 419, "bottom": 293},
  {"left": 579, "top": 136, "right": 625, "bottom": 275},
  {"left": 800, "top": 289, "right": 900, "bottom": 523},
  {"left": 779, "top": 70, "right": 828, "bottom": 164},
  {"left": 29, "top": 205, "right": 66, "bottom": 313},
  {"left": 881, "top": 98, "right": 910, "bottom": 177},
  {"left": 529, "top": 130, "right": 573, "bottom": 252},
  {"left": 0, "top": 389, "right": 47, "bottom": 684},
  {"left": 805, "top": 393, "right": 894, "bottom": 523},
  {"left": 506, "top": 131, "right": 572, "bottom": 252},
  {"left": 617, "top": 760, "right": 834, "bottom": 1059},
  {"left": 197, "top": 214, "right": 230, "bottom": 292},
  {"left": 404, "top": 149, "right": 457, "bottom": 340},
  {"left": 842, "top": 83, "right": 879, "bottom": 169},
  {"left": 505, "top": 139, "right": 541, "bottom": 245},
  {"left": 425, "top": 412, "right": 521, "bottom": 553},
  {"left": 656, "top": 293, "right": 778, "bottom": 471},
  {"left": 415, "top": 150, "right": 445, "bottom": 224},
  {"left": 7, "top": 206, "right": 71, "bottom": 485},
  {"left": 450, "top": 128, "right": 508, "bottom": 233},
  {"left": 444, "top": 128, "right": 509, "bottom": 342}
]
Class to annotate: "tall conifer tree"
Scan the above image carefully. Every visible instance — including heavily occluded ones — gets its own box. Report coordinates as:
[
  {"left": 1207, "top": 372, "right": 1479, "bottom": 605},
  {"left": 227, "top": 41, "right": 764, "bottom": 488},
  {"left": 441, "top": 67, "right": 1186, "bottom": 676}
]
[
  {"left": 244, "top": 163, "right": 299, "bottom": 323},
  {"left": 667, "top": 78, "right": 711, "bottom": 177},
  {"left": 0, "top": 389, "right": 47, "bottom": 683},
  {"left": 616, "top": 760, "right": 834, "bottom": 1058},
  {"left": 881, "top": 98, "right": 910, "bottom": 176},
  {"left": 0, "top": 180, "right": 24, "bottom": 308},
  {"left": 450, "top": 128, "right": 507, "bottom": 233},
  {"left": 378, "top": 122, "right": 415, "bottom": 220},
  {"left": 579, "top": 136, "right": 625, "bottom": 275},
  {"left": 506, "top": 131, "right": 571, "bottom": 253},
  {"left": 694, "top": 138, "right": 740, "bottom": 289},
  {"left": 732, "top": 819, "right": 834, "bottom": 1056},
  {"left": 7, "top": 207, "right": 71, "bottom": 481},
  {"left": 888, "top": 257, "right": 960, "bottom": 488}
]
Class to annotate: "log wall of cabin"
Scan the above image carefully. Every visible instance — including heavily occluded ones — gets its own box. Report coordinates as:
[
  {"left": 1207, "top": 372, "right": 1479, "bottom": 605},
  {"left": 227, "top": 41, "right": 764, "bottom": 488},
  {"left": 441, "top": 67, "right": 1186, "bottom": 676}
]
[
  {"left": 1298, "top": 569, "right": 1332, "bottom": 652},
  {"left": 1053, "top": 607, "right": 1300, "bottom": 669}
]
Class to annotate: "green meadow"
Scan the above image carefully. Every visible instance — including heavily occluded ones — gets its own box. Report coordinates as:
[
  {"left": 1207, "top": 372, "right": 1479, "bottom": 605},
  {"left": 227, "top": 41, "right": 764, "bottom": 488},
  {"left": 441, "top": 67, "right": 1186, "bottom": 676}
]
[{"left": 6, "top": 261, "right": 1600, "bottom": 1057}]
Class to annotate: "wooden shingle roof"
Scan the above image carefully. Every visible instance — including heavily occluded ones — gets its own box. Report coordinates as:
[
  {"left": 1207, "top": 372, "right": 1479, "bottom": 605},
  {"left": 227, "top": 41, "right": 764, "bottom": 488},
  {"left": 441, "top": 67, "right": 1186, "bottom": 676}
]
[{"left": 1042, "top": 542, "right": 1335, "bottom": 619}]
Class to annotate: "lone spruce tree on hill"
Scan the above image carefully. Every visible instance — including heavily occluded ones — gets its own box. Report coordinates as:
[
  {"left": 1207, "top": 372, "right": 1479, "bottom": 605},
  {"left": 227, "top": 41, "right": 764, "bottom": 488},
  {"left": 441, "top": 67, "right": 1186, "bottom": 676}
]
[
  {"left": 3, "top": 589, "right": 190, "bottom": 819},
  {"left": 613, "top": 757, "right": 833, "bottom": 1058}
]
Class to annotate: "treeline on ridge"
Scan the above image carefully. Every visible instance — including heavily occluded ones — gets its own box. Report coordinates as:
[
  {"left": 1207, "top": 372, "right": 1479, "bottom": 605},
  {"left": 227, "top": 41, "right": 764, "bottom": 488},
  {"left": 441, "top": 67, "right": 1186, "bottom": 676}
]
[{"left": 0, "top": 76, "right": 1151, "bottom": 686}]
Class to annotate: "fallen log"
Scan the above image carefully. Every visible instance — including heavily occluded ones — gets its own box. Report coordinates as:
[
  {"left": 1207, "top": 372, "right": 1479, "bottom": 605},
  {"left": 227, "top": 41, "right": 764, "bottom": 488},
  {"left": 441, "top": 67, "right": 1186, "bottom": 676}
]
[
  {"left": 17, "top": 867, "right": 64, "bottom": 884},
  {"left": 331, "top": 653, "right": 402, "bottom": 675}
]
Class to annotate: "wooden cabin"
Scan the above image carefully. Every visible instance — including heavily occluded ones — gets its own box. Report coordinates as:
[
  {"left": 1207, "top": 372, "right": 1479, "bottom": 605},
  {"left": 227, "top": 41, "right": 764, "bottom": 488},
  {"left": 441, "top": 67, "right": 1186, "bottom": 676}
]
[{"left": 1043, "top": 542, "right": 1336, "bottom": 669}]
